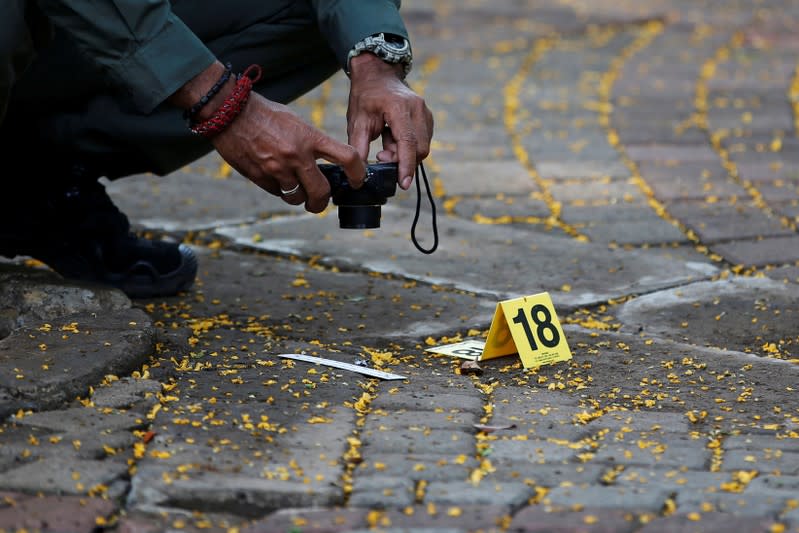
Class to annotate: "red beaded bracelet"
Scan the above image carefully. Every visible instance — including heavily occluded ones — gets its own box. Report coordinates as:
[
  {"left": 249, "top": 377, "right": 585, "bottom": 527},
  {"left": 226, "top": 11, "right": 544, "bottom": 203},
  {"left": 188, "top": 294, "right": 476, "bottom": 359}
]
[{"left": 189, "top": 64, "right": 262, "bottom": 139}]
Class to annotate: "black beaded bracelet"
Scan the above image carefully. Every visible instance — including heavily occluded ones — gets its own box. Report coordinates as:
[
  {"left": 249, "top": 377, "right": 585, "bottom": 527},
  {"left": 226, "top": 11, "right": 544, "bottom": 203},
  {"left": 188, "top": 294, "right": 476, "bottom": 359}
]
[{"left": 183, "top": 62, "right": 233, "bottom": 122}]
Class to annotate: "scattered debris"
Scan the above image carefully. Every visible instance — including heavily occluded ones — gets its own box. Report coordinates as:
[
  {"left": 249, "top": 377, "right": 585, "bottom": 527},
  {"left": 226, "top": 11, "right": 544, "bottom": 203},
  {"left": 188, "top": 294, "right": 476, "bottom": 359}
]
[{"left": 460, "top": 360, "right": 484, "bottom": 375}]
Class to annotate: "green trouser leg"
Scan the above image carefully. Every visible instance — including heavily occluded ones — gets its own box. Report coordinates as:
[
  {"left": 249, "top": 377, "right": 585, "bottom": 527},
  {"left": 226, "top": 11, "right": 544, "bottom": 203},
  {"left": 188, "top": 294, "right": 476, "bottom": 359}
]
[{"left": 2, "top": 0, "right": 339, "bottom": 178}]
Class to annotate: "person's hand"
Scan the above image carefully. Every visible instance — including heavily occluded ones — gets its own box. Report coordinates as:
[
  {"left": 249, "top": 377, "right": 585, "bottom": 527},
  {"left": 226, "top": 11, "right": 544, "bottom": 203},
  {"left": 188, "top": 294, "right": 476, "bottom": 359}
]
[
  {"left": 169, "top": 61, "right": 365, "bottom": 212},
  {"left": 347, "top": 53, "right": 434, "bottom": 190},
  {"left": 212, "top": 92, "right": 365, "bottom": 212}
]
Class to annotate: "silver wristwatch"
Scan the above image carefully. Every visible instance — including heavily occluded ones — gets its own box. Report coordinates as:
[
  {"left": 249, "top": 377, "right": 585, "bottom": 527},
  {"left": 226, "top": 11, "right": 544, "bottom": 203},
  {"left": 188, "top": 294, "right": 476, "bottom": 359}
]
[{"left": 346, "top": 33, "right": 413, "bottom": 78}]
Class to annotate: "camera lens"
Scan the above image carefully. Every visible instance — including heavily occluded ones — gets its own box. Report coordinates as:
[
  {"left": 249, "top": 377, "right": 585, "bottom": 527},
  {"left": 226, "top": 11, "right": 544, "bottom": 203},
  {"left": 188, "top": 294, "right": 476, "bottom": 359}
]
[{"left": 338, "top": 205, "right": 382, "bottom": 229}]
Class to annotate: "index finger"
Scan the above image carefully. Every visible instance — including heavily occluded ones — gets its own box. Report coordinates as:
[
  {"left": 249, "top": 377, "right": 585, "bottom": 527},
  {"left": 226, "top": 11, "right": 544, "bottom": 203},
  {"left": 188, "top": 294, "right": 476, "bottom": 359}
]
[
  {"left": 315, "top": 135, "right": 366, "bottom": 189},
  {"left": 387, "top": 113, "right": 417, "bottom": 190}
]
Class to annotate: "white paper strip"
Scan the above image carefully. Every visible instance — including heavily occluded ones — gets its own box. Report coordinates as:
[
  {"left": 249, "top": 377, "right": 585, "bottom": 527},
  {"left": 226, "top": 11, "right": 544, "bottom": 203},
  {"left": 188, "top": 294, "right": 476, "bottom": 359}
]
[{"left": 277, "top": 353, "right": 408, "bottom": 380}]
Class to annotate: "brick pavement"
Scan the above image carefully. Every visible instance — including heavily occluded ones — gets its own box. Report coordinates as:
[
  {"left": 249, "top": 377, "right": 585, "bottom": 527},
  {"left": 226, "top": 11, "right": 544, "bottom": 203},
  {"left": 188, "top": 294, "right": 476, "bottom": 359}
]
[{"left": 1, "top": 0, "right": 798, "bottom": 532}]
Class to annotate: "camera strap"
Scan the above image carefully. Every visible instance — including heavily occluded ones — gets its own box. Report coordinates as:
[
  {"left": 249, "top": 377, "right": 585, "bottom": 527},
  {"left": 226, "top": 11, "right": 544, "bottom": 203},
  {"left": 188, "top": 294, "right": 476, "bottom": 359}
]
[{"left": 411, "top": 162, "right": 439, "bottom": 254}]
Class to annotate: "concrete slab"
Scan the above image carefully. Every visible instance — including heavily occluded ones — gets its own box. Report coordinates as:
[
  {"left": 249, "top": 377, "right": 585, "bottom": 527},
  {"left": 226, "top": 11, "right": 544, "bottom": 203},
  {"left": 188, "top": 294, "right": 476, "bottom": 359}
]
[
  {"left": 0, "top": 493, "right": 116, "bottom": 533},
  {"left": 215, "top": 205, "right": 718, "bottom": 307},
  {"left": 0, "top": 309, "right": 155, "bottom": 413},
  {"left": 0, "top": 456, "right": 128, "bottom": 495},
  {"left": 617, "top": 276, "right": 799, "bottom": 357},
  {"left": 162, "top": 248, "right": 497, "bottom": 342}
]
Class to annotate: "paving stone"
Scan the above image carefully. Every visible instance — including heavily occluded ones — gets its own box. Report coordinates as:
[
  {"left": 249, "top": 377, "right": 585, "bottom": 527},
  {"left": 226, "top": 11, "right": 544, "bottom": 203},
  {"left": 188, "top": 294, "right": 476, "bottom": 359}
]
[
  {"left": 614, "top": 79, "right": 697, "bottom": 98},
  {"left": 362, "top": 428, "right": 474, "bottom": 455},
  {"left": 783, "top": 507, "right": 799, "bottom": 530},
  {"left": 242, "top": 507, "right": 368, "bottom": 533},
  {"left": 362, "top": 409, "right": 479, "bottom": 432},
  {"left": 0, "top": 493, "right": 116, "bottom": 532},
  {"left": 708, "top": 109, "right": 795, "bottom": 135},
  {"left": 637, "top": 161, "right": 746, "bottom": 201},
  {"left": 751, "top": 182, "right": 799, "bottom": 204},
  {"left": 127, "top": 400, "right": 354, "bottom": 516},
  {"left": 559, "top": 204, "right": 663, "bottom": 225},
  {"left": 641, "top": 244, "right": 718, "bottom": 264},
  {"left": 488, "top": 387, "right": 591, "bottom": 443},
  {"left": 0, "top": 309, "right": 156, "bottom": 413},
  {"left": 451, "top": 197, "right": 553, "bottom": 223},
  {"left": 354, "top": 453, "right": 478, "bottom": 482},
  {"left": 642, "top": 177, "right": 748, "bottom": 206},
  {"left": 590, "top": 436, "right": 711, "bottom": 469},
  {"left": 352, "top": 526, "right": 466, "bottom": 533},
  {"left": 587, "top": 411, "right": 692, "bottom": 434},
  {"left": 349, "top": 476, "right": 416, "bottom": 509},
  {"left": 527, "top": 144, "right": 621, "bottom": 163},
  {"left": 130, "top": 465, "right": 344, "bottom": 519},
  {"left": 371, "top": 392, "right": 484, "bottom": 413},
  {"left": 535, "top": 162, "right": 631, "bottom": 180},
  {"left": 746, "top": 474, "right": 799, "bottom": 495},
  {"left": 0, "top": 422, "right": 137, "bottom": 462},
  {"left": 429, "top": 126, "right": 514, "bottom": 162},
  {"left": 116, "top": 512, "right": 246, "bottom": 533},
  {"left": 636, "top": 513, "right": 779, "bottom": 533},
  {"left": 762, "top": 265, "right": 799, "bottom": 284},
  {"left": 424, "top": 480, "right": 533, "bottom": 509},
  {"left": 90, "top": 377, "right": 163, "bottom": 409},
  {"left": 721, "top": 449, "right": 799, "bottom": 475},
  {"left": 675, "top": 489, "right": 788, "bottom": 516},
  {"left": 383, "top": 504, "right": 513, "bottom": 532},
  {"left": 548, "top": 180, "right": 645, "bottom": 204},
  {"left": 664, "top": 201, "right": 794, "bottom": 242},
  {"left": 488, "top": 463, "right": 605, "bottom": 488},
  {"left": 578, "top": 218, "right": 688, "bottom": 246},
  {"left": 710, "top": 235, "right": 799, "bottom": 266},
  {"left": 616, "top": 124, "right": 708, "bottom": 145},
  {"left": 542, "top": 484, "right": 670, "bottom": 512},
  {"left": 13, "top": 406, "right": 146, "bottom": 434},
  {"left": 509, "top": 507, "right": 639, "bottom": 532},
  {"left": 486, "top": 438, "right": 581, "bottom": 464},
  {"left": 775, "top": 210, "right": 799, "bottom": 232},
  {"left": 432, "top": 161, "right": 541, "bottom": 196},
  {"left": 613, "top": 467, "right": 729, "bottom": 493},
  {"left": 735, "top": 161, "right": 799, "bottom": 182},
  {"left": 626, "top": 145, "right": 720, "bottom": 163},
  {"left": 723, "top": 434, "right": 794, "bottom": 450},
  {"left": 0, "top": 456, "right": 128, "bottom": 494}
]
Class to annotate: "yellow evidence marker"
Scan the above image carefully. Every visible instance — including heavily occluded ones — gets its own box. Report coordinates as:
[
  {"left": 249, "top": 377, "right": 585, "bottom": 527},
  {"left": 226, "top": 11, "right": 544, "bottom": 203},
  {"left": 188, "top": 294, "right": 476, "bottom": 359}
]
[{"left": 481, "top": 292, "right": 572, "bottom": 369}]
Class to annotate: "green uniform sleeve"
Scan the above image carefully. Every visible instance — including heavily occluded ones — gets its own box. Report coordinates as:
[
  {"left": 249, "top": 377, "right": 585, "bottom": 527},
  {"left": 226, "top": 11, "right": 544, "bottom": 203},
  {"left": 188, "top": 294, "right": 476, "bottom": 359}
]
[
  {"left": 309, "top": 0, "right": 410, "bottom": 68},
  {"left": 36, "top": 0, "right": 215, "bottom": 113}
]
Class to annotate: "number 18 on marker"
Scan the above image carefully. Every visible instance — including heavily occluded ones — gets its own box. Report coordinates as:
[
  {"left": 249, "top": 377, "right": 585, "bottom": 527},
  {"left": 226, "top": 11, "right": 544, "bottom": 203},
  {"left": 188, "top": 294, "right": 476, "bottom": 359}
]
[{"left": 482, "top": 292, "right": 572, "bottom": 369}]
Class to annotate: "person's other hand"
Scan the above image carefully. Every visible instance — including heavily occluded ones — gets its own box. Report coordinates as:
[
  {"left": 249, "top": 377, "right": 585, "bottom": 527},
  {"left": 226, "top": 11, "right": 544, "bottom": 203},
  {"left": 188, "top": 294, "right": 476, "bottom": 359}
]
[
  {"left": 347, "top": 53, "right": 434, "bottom": 190},
  {"left": 212, "top": 92, "right": 365, "bottom": 212}
]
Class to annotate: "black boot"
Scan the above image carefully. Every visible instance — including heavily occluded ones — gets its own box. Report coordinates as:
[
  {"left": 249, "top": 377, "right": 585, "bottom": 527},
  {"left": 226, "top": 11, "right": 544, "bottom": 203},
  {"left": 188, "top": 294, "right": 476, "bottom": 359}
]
[{"left": 0, "top": 165, "right": 197, "bottom": 298}]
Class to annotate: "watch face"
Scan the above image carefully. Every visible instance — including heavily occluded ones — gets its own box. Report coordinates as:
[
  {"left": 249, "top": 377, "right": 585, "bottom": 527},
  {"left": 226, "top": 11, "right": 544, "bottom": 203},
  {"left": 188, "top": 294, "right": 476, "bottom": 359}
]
[
  {"left": 381, "top": 34, "right": 410, "bottom": 55},
  {"left": 385, "top": 41, "right": 408, "bottom": 52}
]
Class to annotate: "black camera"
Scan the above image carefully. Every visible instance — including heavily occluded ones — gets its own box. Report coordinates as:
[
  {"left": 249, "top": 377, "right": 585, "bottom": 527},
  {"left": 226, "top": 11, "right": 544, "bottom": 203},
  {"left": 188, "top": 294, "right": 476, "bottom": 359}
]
[{"left": 319, "top": 162, "right": 398, "bottom": 229}]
